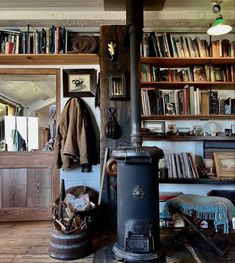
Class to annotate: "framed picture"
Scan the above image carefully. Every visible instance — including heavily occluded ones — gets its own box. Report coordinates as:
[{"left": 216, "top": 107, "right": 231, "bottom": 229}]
[
  {"left": 213, "top": 151, "right": 235, "bottom": 178},
  {"left": 109, "top": 73, "right": 127, "bottom": 100},
  {"left": 63, "top": 68, "right": 97, "bottom": 97},
  {"left": 231, "top": 124, "right": 235, "bottom": 135},
  {"left": 142, "top": 120, "right": 165, "bottom": 134}
]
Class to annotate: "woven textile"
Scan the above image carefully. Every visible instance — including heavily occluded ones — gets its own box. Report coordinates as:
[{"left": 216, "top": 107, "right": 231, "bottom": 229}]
[{"left": 164, "top": 194, "right": 235, "bottom": 233}]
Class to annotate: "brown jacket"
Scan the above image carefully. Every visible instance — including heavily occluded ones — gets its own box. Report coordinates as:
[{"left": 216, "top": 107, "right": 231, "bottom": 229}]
[{"left": 55, "top": 98, "right": 98, "bottom": 170}]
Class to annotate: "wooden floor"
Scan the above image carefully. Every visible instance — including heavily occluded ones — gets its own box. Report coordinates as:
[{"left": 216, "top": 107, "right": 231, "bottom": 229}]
[
  {"left": 0, "top": 221, "right": 234, "bottom": 263},
  {"left": 0, "top": 221, "right": 95, "bottom": 263}
]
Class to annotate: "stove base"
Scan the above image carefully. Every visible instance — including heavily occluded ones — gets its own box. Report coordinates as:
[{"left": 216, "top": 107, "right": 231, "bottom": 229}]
[{"left": 113, "top": 243, "right": 166, "bottom": 263}]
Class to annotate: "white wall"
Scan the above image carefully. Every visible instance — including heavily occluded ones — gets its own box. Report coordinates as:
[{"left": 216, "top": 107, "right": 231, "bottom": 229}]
[{"left": 60, "top": 64, "right": 101, "bottom": 192}]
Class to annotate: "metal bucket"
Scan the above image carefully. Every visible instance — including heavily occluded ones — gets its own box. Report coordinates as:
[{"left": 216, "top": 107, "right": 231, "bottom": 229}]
[{"left": 48, "top": 228, "right": 93, "bottom": 260}]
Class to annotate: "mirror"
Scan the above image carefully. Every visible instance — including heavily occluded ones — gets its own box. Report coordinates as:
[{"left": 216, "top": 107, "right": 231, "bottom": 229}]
[{"left": 0, "top": 71, "right": 57, "bottom": 152}]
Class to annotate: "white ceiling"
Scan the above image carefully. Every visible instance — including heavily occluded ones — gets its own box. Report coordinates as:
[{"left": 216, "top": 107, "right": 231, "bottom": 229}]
[
  {"left": 0, "top": 0, "right": 234, "bottom": 32},
  {"left": 0, "top": 75, "right": 56, "bottom": 114}
]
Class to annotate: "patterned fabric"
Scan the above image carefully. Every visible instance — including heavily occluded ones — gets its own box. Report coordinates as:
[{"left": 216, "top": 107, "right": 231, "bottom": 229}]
[{"left": 164, "top": 194, "right": 235, "bottom": 234}]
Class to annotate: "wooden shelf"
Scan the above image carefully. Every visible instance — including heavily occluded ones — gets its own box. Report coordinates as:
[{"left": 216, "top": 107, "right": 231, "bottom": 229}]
[
  {"left": 159, "top": 178, "right": 235, "bottom": 184},
  {"left": 140, "top": 57, "right": 235, "bottom": 186},
  {"left": 141, "top": 81, "right": 235, "bottom": 90},
  {"left": 142, "top": 135, "right": 235, "bottom": 141},
  {"left": 142, "top": 114, "right": 235, "bottom": 120},
  {"left": 0, "top": 54, "right": 99, "bottom": 65},
  {"left": 141, "top": 57, "right": 235, "bottom": 66}
]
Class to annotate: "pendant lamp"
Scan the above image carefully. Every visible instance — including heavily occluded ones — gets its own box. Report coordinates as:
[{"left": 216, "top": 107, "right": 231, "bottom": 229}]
[{"left": 207, "top": 2, "right": 232, "bottom": 36}]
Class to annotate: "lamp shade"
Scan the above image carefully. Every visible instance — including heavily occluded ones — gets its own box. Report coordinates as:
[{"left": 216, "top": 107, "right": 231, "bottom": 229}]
[{"left": 207, "top": 17, "right": 232, "bottom": 35}]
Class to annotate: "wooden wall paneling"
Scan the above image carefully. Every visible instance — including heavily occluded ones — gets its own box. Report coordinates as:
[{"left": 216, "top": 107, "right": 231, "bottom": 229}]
[
  {"left": 100, "top": 25, "right": 131, "bottom": 158},
  {"left": 0, "top": 152, "right": 55, "bottom": 169},
  {"left": 99, "top": 25, "right": 131, "bottom": 227},
  {"left": 0, "top": 152, "right": 55, "bottom": 220},
  {"left": 26, "top": 168, "right": 52, "bottom": 208},
  {"left": 0, "top": 207, "right": 51, "bottom": 221},
  {"left": 1, "top": 168, "right": 27, "bottom": 208}
]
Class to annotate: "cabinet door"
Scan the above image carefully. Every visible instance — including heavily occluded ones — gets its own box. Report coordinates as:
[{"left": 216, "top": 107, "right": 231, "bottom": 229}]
[{"left": 0, "top": 152, "right": 57, "bottom": 221}]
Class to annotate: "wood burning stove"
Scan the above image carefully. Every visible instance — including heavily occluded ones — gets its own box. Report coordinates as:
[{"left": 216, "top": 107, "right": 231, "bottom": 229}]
[
  {"left": 112, "top": 147, "right": 164, "bottom": 262},
  {"left": 112, "top": 0, "right": 165, "bottom": 262}
]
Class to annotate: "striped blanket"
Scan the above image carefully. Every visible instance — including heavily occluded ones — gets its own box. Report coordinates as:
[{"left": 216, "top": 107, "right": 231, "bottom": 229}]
[{"left": 164, "top": 194, "right": 235, "bottom": 233}]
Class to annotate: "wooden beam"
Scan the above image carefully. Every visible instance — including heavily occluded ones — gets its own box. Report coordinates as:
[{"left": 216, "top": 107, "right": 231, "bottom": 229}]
[
  {"left": 0, "top": 207, "right": 51, "bottom": 221},
  {"left": 0, "top": 152, "right": 55, "bottom": 169},
  {"left": 0, "top": 54, "right": 99, "bottom": 65},
  {"left": 0, "top": 68, "right": 57, "bottom": 75},
  {"left": 104, "top": 0, "right": 165, "bottom": 11}
]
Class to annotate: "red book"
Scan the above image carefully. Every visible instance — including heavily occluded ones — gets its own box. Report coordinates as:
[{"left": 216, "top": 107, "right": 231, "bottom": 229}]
[{"left": 4, "top": 42, "right": 14, "bottom": 54}]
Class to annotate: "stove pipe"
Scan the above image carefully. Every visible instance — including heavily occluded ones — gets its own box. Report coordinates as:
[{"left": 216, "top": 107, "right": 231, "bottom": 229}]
[
  {"left": 112, "top": 1, "right": 165, "bottom": 262},
  {"left": 127, "top": 0, "right": 143, "bottom": 147}
]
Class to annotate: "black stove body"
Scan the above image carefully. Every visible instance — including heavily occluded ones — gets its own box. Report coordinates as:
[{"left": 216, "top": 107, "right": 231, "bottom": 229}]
[
  {"left": 112, "top": 1, "right": 166, "bottom": 261},
  {"left": 112, "top": 147, "right": 165, "bottom": 262}
]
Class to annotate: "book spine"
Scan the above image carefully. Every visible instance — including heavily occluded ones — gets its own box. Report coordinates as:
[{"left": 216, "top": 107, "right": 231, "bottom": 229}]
[
  {"left": 40, "top": 28, "right": 47, "bottom": 54},
  {"left": 183, "top": 85, "right": 190, "bottom": 115}
]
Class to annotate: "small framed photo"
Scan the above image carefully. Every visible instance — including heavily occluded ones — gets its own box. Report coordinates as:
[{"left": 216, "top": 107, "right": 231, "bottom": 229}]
[
  {"left": 142, "top": 120, "right": 165, "bottom": 134},
  {"left": 109, "top": 73, "right": 127, "bottom": 100},
  {"left": 167, "top": 124, "right": 177, "bottom": 134},
  {"left": 63, "top": 68, "right": 97, "bottom": 97},
  {"left": 213, "top": 151, "right": 235, "bottom": 178}
]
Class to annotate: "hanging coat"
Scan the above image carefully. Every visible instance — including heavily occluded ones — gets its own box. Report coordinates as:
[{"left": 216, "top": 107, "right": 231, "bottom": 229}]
[{"left": 55, "top": 98, "right": 99, "bottom": 170}]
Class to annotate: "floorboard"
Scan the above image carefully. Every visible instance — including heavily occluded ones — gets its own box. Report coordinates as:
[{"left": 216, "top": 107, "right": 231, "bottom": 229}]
[{"left": 0, "top": 221, "right": 233, "bottom": 263}]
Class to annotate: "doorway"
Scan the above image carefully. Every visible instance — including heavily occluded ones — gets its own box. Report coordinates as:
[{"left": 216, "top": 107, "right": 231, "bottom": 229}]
[{"left": 0, "top": 68, "right": 60, "bottom": 221}]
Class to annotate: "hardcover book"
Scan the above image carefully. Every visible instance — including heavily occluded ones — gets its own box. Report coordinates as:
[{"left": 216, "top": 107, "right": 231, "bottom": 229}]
[{"left": 193, "top": 66, "right": 207, "bottom": 82}]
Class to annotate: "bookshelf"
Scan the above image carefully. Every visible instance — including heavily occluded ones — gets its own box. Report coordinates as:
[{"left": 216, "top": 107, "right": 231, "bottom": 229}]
[
  {"left": 141, "top": 57, "right": 235, "bottom": 66},
  {"left": 142, "top": 135, "right": 235, "bottom": 141},
  {"left": 141, "top": 82, "right": 235, "bottom": 90},
  {"left": 159, "top": 178, "right": 235, "bottom": 184},
  {"left": 0, "top": 54, "right": 99, "bottom": 65},
  {"left": 140, "top": 57, "right": 235, "bottom": 119},
  {"left": 142, "top": 114, "right": 235, "bottom": 120},
  {"left": 140, "top": 34, "right": 235, "bottom": 182}
]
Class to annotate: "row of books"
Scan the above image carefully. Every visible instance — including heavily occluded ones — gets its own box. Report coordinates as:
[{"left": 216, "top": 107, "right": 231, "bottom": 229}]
[
  {"left": 141, "top": 64, "right": 235, "bottom": 83},
  {"left": 0, "top": 27, "right": 68, "bottom": 54},
  {"left": 159, "top": 152, "right": 199, "bottom": 179},
  {"left": 141, "top": 32, "right": 235, "bottom": 58},
  {"left": 141, "top": 87, "right": 235, "bottom": 116}
]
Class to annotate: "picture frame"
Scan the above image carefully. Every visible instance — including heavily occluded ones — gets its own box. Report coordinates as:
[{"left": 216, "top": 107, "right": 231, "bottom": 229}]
[
  {"left": 63, "top": 68, "right": 97, "bottom": 97},
  {"left": 109, "top": 73, "right": 127, "bottom": 100},
  {"left": 213, "top": 151, "right": 235, "bottom": 178},
  {"left": 142, "top": 120, "right": 165, "bottom": 134},
  {"left": 231, "top": 124, "right": 235, "bottom": 135}
]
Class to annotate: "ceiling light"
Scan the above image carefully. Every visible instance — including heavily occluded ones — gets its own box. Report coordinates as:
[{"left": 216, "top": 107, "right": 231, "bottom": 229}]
[{"left": 207, "top": 2, "right": 232, "bottom": 36}]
